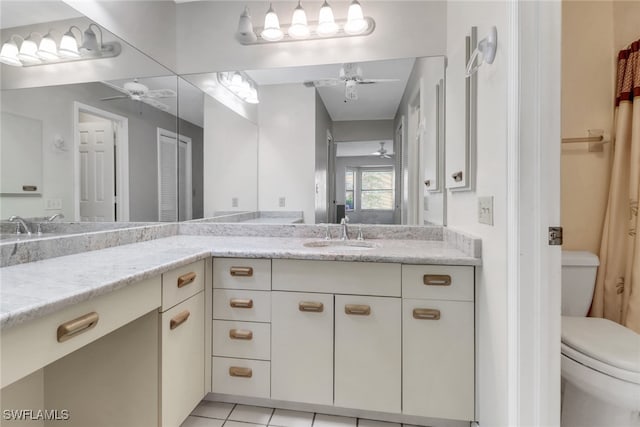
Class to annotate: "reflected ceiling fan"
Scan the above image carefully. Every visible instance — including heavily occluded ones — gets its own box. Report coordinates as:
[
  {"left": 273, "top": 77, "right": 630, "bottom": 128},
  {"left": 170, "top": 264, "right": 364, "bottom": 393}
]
[
  {"left": 100, "top": 79, "right": 176, "bottom": 112},
  {"left": 372, "top": 142, "right": 393, "bottom": 159},
  {"left": 303, "top": 63, "right": 399, "bottom": 101}
]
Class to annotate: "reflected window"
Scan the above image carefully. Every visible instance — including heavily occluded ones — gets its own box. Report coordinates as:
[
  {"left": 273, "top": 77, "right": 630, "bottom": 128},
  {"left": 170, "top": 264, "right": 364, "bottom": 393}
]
[
  {"left": 361, "top": 168, "right": 394, "bottom": 210},
  {"left": 345, "top": 168, "right": 355, "bottom": 211}
]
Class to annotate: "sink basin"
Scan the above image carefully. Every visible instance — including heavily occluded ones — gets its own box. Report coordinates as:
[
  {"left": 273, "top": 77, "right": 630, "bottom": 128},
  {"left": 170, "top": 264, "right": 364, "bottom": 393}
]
[{"left": 303, "top": 240, "right": 379, "bottom": 250}]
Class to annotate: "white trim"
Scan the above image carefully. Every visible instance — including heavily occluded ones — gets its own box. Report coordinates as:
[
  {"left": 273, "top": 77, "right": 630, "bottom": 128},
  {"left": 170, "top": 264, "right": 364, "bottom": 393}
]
[
  {"left": 179, "top": 133, "right": 193, "bottom": 221},
  {"left": 507, "top": 2, "right": 562, "bottom": 426},
  {"left": 73, "top": 102, "right": 129, "bottom": 222}
]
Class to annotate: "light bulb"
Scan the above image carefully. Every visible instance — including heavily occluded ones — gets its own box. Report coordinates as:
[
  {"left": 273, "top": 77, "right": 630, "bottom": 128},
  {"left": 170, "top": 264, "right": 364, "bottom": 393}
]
[
  {"left": 230, "top": 72, "right": 243, "bottom": 90},
  {"left": 59, "top": 29, "right": 80, "bottom": 58},
  {"left": 345, "top": 0, "right": 368, "bottom": 35},
  {"left": 236, "top": 6, "right": 257, "bottom": 43},
  {"left": 0, "top": 39, "right": 22, "bottom": 66},
  {"left": 37, "top": 32, "right": 58, "bottom": 60},
  {"left": 261, "top": 4, "right": 283, "bottom": 42},
  {"left": 288, "top": 2, "right": 310, "bottom": 39},
  {"left": 317, "top": 1, "right": 338, "bottom": 36},
  {"left": 246, "top": 87, "right": 259, "bottom": 104},
  {"left": 17, "top": 35, "right": 40, "bottom": 64}
]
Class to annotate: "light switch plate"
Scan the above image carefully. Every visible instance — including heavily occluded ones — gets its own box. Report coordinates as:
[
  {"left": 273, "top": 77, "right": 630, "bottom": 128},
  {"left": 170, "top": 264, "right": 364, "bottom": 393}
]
[
  {"left": 231, "top": 197, "right": 239, "bottom": 208},
  {"left": 278, "top": 197, "right": 286, "bottom": 208},
  {"left": 45, "top": 198, "right": 62, "bottom": 210},
  {"left": 478, "top": 196, "right": 494, "bottom": 225}
]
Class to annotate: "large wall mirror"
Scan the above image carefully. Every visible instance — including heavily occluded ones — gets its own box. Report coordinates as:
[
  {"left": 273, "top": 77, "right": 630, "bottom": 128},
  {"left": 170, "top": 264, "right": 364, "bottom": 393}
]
[
  {"left": 179, "top": 55, "right": 446, "bottom": 225},
  {"left": 0, "top": 1, "right": 190, "bottom": 224}
]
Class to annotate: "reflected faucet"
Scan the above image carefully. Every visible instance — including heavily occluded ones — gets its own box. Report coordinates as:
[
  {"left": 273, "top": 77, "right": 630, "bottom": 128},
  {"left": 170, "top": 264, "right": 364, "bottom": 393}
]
[
  {"left": 340, "top": 216, "right": 349, "bottom": 241},
  {"left": 48, "top": 213, "right": 65, "bottom": 222},
  {"left": 8, "top": 216, "right": 31, "bottom": 235}
]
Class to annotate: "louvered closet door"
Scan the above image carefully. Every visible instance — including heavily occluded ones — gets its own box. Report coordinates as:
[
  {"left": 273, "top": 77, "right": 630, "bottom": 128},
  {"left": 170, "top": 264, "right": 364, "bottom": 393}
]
[
  {"left": 79, "top": 121, "right": 115, "bottom": 221},
  {"left": 157, "top": 129, "right": 178, "bottom": 221}
]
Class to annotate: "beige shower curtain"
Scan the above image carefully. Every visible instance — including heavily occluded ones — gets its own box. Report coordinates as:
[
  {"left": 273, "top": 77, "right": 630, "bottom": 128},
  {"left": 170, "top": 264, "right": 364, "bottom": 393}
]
[{"left": 590, "top": 39, "right": 640, "bottom": 333}]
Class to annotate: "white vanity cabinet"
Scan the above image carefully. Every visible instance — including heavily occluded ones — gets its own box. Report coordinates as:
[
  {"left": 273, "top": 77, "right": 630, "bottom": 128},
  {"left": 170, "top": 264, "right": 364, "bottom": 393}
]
[
  {"left": 160, "top": 259, "right": 206, "bottom": 427},
  {"left": 212, "top": 258, "right": 272, "bottom": 399},
  {"left": 401, "top": 265, "right": 475, "bottom": 421}
]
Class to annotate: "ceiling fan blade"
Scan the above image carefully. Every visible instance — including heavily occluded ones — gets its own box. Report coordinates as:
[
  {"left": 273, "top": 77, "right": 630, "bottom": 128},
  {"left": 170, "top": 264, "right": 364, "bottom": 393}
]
[
  {"left": 145, "top": 89, "right": 177, "bottom": 98},
  {"left": 142, "top": 97, "right": 170, "bottom": 111},
  {"left": 100, "top": 95, "right": 129, "bottom": 101},
  {"left": 305, "top": 79, "right": 342, "bottom": 88},
  {"left": 101, "top": 80, "right": 130, "bottom": 95},
  {"left": 357, "top": 79, "right": 401, "bottom": 85}
]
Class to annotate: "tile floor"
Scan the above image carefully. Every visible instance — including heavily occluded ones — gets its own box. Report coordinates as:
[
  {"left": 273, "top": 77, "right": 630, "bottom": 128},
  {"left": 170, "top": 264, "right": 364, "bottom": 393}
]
[{"left": 181, "top": 402, "right": 421, "bottom": 427}]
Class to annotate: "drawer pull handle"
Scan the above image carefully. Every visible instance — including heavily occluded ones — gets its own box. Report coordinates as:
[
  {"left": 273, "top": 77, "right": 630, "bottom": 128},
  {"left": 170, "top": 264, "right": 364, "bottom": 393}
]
[
  {"left": 170, "top": 310, "right": 191, "bottom": 330},
  {"left": 229, "top": 329, "right": 253, "bottom": 340},
  {"left": 423, "top": 274, "right": 452, "bottom": 286},
  {"left": 229, "top": 367, "right": 253, "bottom": 378},
  {"left": 230, "top": 298, "right": 254, "bottom": 308},
  {"left": 57, "top": 312, "right": 99, "bottom": 342},
  {"left": 345, "top": 304, "right": 371, "bottom": 316},
  {"left": 299, "top": 301, "right": 324, "bottom": 312},
  {"left": 413, "top": 308, "right": 441, "bottom": 320},
  {"left": 230, "top": 266, "right": 253, "bottom": 277},
  {"left": 177, "top": 272, "right": 197, "bottom": 288}
]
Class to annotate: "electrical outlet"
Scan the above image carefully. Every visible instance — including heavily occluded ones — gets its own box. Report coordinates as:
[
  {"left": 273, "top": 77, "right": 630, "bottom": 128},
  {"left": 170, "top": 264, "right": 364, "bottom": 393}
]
[
  {"left": 231, "top": 197, "right": 239, "bottom": 208},
  {"left": 478, "top": 196, "right": 494, "bottom": 225},
  {"left": 279, "top": 197, "right": 286, "bottom": 208},
  {"left": 45, "top": 198, "right": 62, "bottom": 210}
]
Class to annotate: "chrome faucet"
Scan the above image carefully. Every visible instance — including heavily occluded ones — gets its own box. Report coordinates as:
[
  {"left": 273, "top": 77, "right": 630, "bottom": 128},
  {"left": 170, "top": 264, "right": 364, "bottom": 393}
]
[
  {"left": 340, "top": 216, "right": 349, "bottom": 241},
  {"left": 8, "top": 216, "right": 31, "bottom": 235},
  {"left": 48, "top": 213, "right": 65, "bottom": 222}
]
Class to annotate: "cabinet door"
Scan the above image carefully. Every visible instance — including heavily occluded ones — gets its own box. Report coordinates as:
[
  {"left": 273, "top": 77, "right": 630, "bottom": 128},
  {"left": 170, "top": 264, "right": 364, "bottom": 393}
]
[
  {"left": 161, "top": 291, "right": 205, "bottom": 427},
  {"left": 335, "top": 295, "right": 401, "bottom": 413},
  {"left": 271, "top": 292, "right": 333, "bottom": 405},
  {"left": 403, "top": 298, "right": 474, "bottom": 421}
]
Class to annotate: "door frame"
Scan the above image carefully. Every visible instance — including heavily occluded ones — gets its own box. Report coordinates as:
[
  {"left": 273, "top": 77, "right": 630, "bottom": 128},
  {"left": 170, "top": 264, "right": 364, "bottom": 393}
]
[{"left": 73, "top": 102, "right": 129, "bottom": 222}]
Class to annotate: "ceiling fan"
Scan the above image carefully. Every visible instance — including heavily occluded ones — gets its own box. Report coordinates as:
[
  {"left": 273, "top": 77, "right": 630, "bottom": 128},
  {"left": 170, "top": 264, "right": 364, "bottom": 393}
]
[
  {"left": 100, "top": 79, "right": 176, "bottom": 112},
  {"left": 371, "top": 142, "right": 393, "bottom": 159},
  {"left": 303, "top": 63, "right": 399, "bottom": 101}
]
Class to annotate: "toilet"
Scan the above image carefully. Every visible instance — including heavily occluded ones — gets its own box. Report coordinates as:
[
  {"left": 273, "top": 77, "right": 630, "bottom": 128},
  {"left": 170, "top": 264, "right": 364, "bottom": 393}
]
[{"left": 561, "top": 250, "right": 640, "bottom": 427}]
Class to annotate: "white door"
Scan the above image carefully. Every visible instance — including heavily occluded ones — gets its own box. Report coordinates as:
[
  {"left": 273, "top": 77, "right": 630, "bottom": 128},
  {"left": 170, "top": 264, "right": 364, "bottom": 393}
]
[
  {"left": 78, "top": 122, "right": 115, "bottom": 221},
  {"left": 178, "top": 135, "right": 192, "bottom": 221},
  {"left": 334, "top": 295, "right": 401, "bottom": 413},
  {"left": 158, "top": 129, "right": 192, "bottom": 222}
]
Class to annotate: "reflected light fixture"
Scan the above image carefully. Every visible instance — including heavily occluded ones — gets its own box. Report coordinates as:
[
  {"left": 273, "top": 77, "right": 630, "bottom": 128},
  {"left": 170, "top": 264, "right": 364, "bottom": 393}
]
[
  {"left": 216, "top": 71, "right": 259, "bottom": 104},
  {"left": 1, "top": 23, "right": 121, "bottom": 67},
  {"left": 288, "top": 1, "right": 310, "bottom": 39},
  {"left": 236, "top": 1, "right": 375, "bottom": 45},
  {"left": 261, "top": 3, "right": 284, "bottom": 42}
]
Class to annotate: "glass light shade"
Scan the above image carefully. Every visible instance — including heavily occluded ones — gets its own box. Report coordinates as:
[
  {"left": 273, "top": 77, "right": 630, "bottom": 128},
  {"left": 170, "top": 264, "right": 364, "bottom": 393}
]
[
  {"left": 344, "top": 0, "right": 368, "bottom": 35},
  {"left": 236, "top": 7, "right": 257, "bottom": 43},
  {"left": 230, "top": 72, "right": 243, "bottom": 90},
  {"left": 260, "top": 5, "right": 283, "bottom": 42},
  {"left": 37, "top": 33, "right": 58, "bottom": 60},
  {"left": 80, "top": 26, "right": 99, "bottom": 52},
  {"left": 0, "top": 39, "right": 22, "bottom": 66},
  {"left": 246, "top": 87, "right": 259, "bottom": 104},
  {"left": 17, "top": 36, "right": 40, "bottom": 64},
  {"left": 288, "top": 3, "right": 310, "bottom": 39},
  {"left": 238, "top": 80, "right": 252, "bottom": 98},
  {"left": 59, "top": 31, "right": 80, "bottom": 58},
  {"left": 317, "top": 1, "right": 338, "bottom": 36}
]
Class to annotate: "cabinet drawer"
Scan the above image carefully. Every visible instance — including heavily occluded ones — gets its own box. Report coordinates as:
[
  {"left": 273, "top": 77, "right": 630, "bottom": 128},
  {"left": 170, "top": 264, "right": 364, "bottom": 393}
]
[
  {"left": 1, "top": 276, "right": 161, "bottom": 389},
  {"left": 402, "top": 298, "right": 474, "bottom": 420},
  {"left": 402, "top": 265, "right": 474, "bottom": 301},
  {"left": 273, "top": 260, "right": 401, "bottom": 296},
  {"left": 212, "top": 357, "right": 270, "bottom": 399},
  {"left": 162, "top": 260, "right": 205, "bottom": 311},
  {"left": 213, "top": 320, "right": 270, "bottom": 360},
  {"left": 213, "top": 258, "right": 271, "bottom": 291},
  {"left": 213, "top": 289, "right": 271, "bottom": 322},
  {"left": 161, "top": 291, "right": 205, "bottom": 427}
]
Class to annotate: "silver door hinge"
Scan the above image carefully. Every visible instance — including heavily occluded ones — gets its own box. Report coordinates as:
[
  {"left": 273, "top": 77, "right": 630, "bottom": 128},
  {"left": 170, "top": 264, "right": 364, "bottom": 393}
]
[{"left": 549, "top": 226, "right": 563, "bottom": 245}]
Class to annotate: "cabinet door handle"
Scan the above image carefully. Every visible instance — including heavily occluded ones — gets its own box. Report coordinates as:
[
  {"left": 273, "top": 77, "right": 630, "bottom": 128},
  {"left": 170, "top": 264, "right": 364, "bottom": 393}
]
[
  {"left": 230, "top": 266, "right": 253, "bottom": 277},
  {"left": 413, "top": 308, "right": 441, "bottom": 320},
  {"left": 423, "top": 274, "right": 452, "bottom": 286},
  {"left": 57, "top": 312, "right": 99, "bottom": 342},
  {"left": 230, "top": 298, "right": 254, "bottom": 308},
  {"left": 229, "top": 329, "right": 253, "bottom": 340},
  {"left": 177, "top": 272, "right": 197, "bottom": 288},
  {"left": 169, "top": 310, "right": 191, "bottom": 330},
  {"left": 299, "top": 301, "right": 324, "bottom": 312},
  {"left": 345, "top": 304, "right": 371, "bottom": 316},
  {"left": 229, "top": 367, "right": 253, "bottom": 378}
]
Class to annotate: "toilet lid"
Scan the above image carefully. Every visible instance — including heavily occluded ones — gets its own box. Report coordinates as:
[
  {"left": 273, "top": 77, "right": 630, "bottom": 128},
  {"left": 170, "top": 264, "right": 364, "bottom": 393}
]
[{"left": 562, "top": 316, "right": 640, "bottom": 376}]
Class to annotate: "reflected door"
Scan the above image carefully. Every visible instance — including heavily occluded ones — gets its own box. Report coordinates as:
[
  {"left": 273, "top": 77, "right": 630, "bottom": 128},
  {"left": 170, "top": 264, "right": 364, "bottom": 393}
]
[{"left": 78, "top": 122, "right": 115, "bottom": 221}]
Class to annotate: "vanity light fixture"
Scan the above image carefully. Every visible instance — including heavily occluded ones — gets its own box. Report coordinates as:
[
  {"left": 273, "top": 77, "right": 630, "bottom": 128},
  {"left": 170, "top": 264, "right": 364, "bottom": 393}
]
[
  {"left": 236, "top": 1, "right": 375, "bottom": 45},
  {"left": 465, "top": 26, "right": 498, "bottom": 77},
  {"left": 216, "top": 71, "right": 259, "bottom": 104},
  {"left": 0, "top": 23, "right": 121, "bottom": 67}
]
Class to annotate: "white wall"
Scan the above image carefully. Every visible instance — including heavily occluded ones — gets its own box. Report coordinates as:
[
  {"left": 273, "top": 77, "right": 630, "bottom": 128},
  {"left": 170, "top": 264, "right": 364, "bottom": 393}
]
[
  {"left": 332, "top": 120, "right": 394, "bottom": 142},
  {"left": 445, "top": 2, "right": 509, "bottom": 426},
  {"left": 258, "top": 84, "right": 316, "bottom": 223},
  {"left": 315, "top": 93, "right": 332, "bottom": 223},
  {"left": 203, "top": 95, "right": 258, "bottom": 216},
  {"left": 176, "top": 1, "right": 446, "bottom": 74}
]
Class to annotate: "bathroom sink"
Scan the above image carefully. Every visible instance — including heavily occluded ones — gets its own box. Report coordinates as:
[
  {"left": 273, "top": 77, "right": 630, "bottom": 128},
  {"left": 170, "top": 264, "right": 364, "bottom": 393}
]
[{"left": 303, "top": 240, "right": 379, "bottom": 250}]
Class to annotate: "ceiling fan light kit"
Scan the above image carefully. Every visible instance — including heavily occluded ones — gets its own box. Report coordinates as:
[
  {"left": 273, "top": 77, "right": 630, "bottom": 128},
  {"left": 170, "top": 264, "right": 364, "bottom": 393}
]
[
  {"left": 100, "top": 78, "right": 177, "bottom": 112},
  {"left": 236, "top": 1, "right": 375, "bottom": 45},
  {"left": 0, "top": 22, "right": 121, "bottom": 67}
]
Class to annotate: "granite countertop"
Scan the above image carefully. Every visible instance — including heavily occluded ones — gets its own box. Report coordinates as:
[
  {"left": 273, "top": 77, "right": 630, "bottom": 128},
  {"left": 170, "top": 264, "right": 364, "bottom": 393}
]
[{"left": 0, "top": 235, "right": 480, "bottom": 330}]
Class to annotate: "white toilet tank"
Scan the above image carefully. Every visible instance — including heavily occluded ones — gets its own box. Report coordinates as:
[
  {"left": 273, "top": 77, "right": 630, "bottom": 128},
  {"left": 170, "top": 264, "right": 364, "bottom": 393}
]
[{"left": 562, "top": 251, "right": 600, "bottom": 316}]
